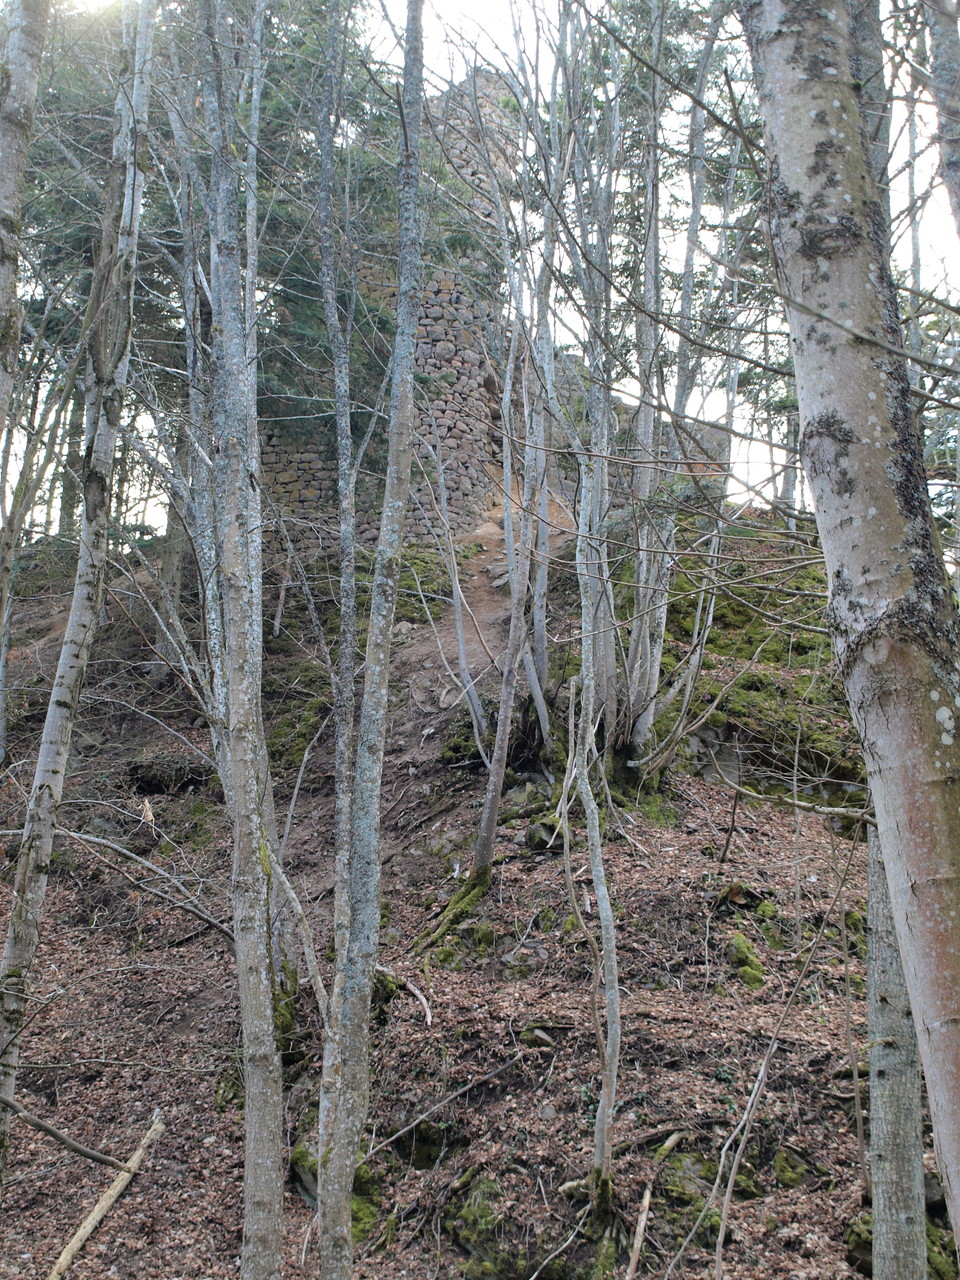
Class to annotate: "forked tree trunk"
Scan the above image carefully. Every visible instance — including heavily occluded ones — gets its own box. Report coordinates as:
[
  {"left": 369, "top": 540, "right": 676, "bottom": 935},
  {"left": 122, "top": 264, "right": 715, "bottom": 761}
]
[
  {"left": 740, "top": 0, "right": 960, "bottom": 1236},
  {"left": 0, "top": 0, "right": 155, "bottom": 1192}
]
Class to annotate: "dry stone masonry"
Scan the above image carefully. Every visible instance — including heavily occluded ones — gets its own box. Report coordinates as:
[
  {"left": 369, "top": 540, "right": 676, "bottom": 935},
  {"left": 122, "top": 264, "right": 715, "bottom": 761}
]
[{"left": 262, "top": 71, "right": 515, "bottom": 544}]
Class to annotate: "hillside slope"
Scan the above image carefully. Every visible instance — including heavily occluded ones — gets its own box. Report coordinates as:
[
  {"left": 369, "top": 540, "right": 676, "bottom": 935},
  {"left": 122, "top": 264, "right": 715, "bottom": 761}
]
[{"left": 0, "top": 531, "right": 950, "bottom": 1279}]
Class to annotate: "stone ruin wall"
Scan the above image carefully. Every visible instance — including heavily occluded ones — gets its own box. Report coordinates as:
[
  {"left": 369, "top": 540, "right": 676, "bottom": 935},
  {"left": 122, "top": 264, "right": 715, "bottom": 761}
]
[{"left": 262, "top": 72, "right": 513, "bottom": 545}]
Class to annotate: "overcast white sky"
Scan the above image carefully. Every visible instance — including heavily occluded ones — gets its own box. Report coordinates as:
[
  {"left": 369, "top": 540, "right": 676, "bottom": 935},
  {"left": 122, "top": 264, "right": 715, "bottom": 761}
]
[{"left": 378, "top": 0, "right": 539, "bottom": 82}]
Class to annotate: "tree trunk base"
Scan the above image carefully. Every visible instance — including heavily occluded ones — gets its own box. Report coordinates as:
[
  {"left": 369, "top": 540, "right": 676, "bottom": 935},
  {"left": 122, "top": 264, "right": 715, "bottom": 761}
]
[{"left": 414, "top": 869, "right": 491, "bottom": 954}]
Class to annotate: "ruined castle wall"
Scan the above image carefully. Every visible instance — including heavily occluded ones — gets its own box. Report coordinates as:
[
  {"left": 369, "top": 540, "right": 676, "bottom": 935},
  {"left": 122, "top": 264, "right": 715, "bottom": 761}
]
[{"left": 261, "top": 71, "right": 513, "bottom": 545}]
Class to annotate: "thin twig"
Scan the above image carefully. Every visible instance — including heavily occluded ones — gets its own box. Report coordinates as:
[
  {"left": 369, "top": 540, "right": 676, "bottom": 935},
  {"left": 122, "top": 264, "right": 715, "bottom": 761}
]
[
  {"left": 527, "top": 1205, "right": 590, "bottom": 1280},
  {"left": 376, "top": 965, "right": 432, "bottom": 1026},
  {"left": 279, "top": 720, "right": 328, "bottom": 861},
  {"left": 271, "top": 857, "right": 329, "bottom": 1016},
  {"left": 706, "top": 754, "right": 875, "bottom": 824},
  {"left": 366, "top": 1053, "right": 523, "bottom": 1160},
  {"left": 58, "top": 829, "right": 234, "bottom": 944}
]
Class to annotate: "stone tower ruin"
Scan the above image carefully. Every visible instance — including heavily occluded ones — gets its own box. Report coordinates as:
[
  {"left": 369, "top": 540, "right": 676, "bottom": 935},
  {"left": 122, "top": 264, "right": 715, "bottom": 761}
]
[{"left": 261, "top": 71, "right": 515, "bottom": 543}]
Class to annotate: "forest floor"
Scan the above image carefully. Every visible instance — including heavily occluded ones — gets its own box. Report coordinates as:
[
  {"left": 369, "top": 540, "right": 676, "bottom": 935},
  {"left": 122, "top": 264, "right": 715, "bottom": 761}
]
[{"left": 0, "top": 523, "right": 945, "bottom": 1279}]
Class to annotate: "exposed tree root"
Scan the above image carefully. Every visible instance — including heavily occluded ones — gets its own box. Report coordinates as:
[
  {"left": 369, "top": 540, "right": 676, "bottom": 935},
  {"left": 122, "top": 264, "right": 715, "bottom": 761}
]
[{"left": 414, "top": 868, "right": 491, "bottom": 954}]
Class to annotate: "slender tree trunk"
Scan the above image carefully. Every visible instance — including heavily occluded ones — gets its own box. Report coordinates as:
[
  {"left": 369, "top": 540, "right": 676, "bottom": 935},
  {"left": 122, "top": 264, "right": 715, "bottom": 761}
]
[
  {"left": 0, "top": 0, "right": 155, "bottom": 1192},
  {"left": 740, "top": 0, "right": 960, "bottom": 1236},
  {"left": 315, "top": 4, "right": 423, "bottom": 1275},
  {"left": 851, "top": 12, "right": 927, "bottom": 1275},
  {"left": 868, "top": 828, "right": 926, "bottom": 1280},
  {"left": 199, "top": 0, "right": 284, "bottom": 1272},
  {"left": 575, "top": 450, "right": 621, "bottom": 1214},
  {"left": 315, "top": 0, "right": 360, "bottom": 1091},
  {"left": 57, "top": 392, "right": 84, "bottom": 539}
]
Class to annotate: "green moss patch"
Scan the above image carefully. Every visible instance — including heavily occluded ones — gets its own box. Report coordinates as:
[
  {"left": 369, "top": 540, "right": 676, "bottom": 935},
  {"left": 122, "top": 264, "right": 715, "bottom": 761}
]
[
  {"left": 727, "top": 931, "right": 765, "bottom": 988},
  {"left": 846, "top": 1211, "right": 958, "bottom": 1279},
  {"left": 772, "top": 1148, "right": 807, "bottom": 1188},
  {"left": 444, "top": 1175, "right": 591, "bottom": 1278}
]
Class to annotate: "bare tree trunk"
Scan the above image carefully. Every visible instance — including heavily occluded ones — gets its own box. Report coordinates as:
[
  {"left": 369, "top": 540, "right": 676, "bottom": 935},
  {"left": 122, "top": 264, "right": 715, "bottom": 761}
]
[
  {"left": 850, "top": 13, "right": 927, "bottom": 1275},
  {"left": 315, "top": 0, "right": 360, "bottom": 1134},
  {"left": 314, "top": 4, "right": 423, "bottom": 1275},
  {"left": 740, "top": 0, "right": 960, "bottom": 1236},
  {"left": 574, "top": 451, "right": 621, "bottom": 1215},
  {"left": 198, "top": 0, "right": 284, "bottom": 1272},
  {"left": 57, "top": 392, "right": 84, "bottom": 539},
  {"left": 868, "top": 827, "right": 927, "bottom": 1280},
  {"left": 0, "top": 0, "right": 155, "bottom": 1192}
]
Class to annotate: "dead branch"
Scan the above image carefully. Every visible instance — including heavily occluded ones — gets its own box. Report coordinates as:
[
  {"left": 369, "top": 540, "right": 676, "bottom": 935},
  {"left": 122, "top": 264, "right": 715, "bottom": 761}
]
[
  {"left": 376, "top": 964, "right": 432, "bottom": 1026},
  {"left": 0, "top": 1094, "right": 127, "bottom": 1170},
  {"left": 46, "top": 1110, "right": 165, "bottom": 1280}
]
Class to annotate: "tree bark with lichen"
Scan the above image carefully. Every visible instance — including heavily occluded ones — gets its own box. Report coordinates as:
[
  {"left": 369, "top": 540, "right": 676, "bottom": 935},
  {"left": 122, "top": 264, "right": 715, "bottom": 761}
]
[
  {"left": 740, "top": 0, "right": 960, "bottom": 1238},
  {"left": 197, "top": 0, "right": 286, "bottom": 1273}
]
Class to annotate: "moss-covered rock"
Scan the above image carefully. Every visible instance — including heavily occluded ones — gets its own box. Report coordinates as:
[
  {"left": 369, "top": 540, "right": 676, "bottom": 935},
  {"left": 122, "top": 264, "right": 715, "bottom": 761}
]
[
  {"left": 928, "top": 1219, "right": 960, "bottom": 1280},
  {"left": 351, "top": 1162, "right": 382, "bottom": 1244},
  {"left": 727, "top": 931, "right": 765, "bottom": 988},
  {"left": 755, "top": 900, "right": 784, "bottom": 950},
  {"left": 128, "top": 744, "right": 217, "bottom": 795},
  {"left": 444, "top": 1174, "right": 592, "bottom": 1278},
  {"left": 290, "top": 1134, "right": 318, "bottom": 1202},
  {"left": 351, "top": 1193, "right": 378, "bottom": 1244},
  {"left": 446, "top": 1177, "right": 517, "bottom": 1277},
  {"left": 635, "top": 789, "right": 678, "bottom": 826},
  {"left": 525, "top": 816, "right": 561, "bottom": 851},
  {"left": 772, "top": 1147, "right": 807, "bottom": 1189}
]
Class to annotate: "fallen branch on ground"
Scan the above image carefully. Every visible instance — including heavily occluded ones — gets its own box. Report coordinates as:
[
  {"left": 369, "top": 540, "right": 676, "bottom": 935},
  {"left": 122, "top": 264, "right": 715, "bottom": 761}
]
[
  {"left": 46, "top": 1110, "right": 165, "bottom": 1280},
  {"left": 0, "top": 1094, "right": 127, "bottom": 1170},
  {"left": 376, "top": 964, "right": 432, "bottom": 1025},
  {"left": 626, "top": 1130, "right": 684, "bottom": 1280}
]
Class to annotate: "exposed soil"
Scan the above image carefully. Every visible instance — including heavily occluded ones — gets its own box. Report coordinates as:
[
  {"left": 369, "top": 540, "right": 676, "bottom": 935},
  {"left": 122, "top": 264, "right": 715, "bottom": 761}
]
[{"left": 0, "top": 527, "right": 943, "bottom": 1279}]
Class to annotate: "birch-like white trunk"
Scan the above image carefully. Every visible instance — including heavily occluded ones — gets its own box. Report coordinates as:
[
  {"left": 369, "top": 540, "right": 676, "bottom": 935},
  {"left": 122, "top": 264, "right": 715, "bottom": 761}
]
[
  {"left": 0, "top": 0, "right": 49, "bottom": 438},
  {"left": 740, "top": 0, "right": 960, "bottom": 1236},
  {"left": 0, "top": 0, "right": 52, "bottom": 767},
  {"left": 0, "top": 0, "right": 155, "bottom": 1191}
]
